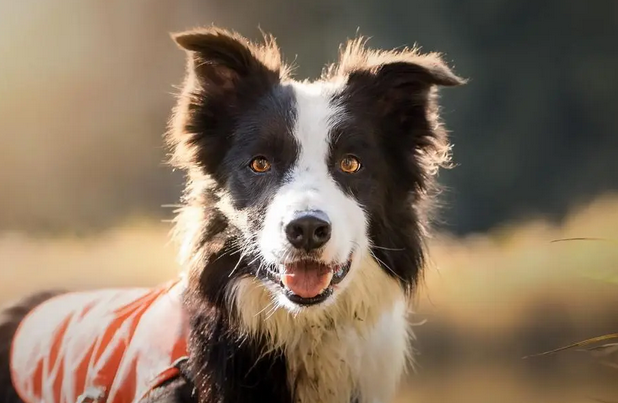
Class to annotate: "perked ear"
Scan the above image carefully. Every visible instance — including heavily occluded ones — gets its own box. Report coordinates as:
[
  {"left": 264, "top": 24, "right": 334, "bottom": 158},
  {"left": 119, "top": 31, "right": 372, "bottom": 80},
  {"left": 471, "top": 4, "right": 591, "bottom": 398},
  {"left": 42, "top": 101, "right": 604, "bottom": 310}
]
[
  {"left": 167, "top": 27, "right": 288, "bottom": 173},
  {"left": 329, "top": 38, "right": 465, "bottom": 119},
  {"left": 171, "top": 27, "right": 286, "bottom": 94},
  {"left": 331, "top": 37, "right": 465, "bottom": 87}
]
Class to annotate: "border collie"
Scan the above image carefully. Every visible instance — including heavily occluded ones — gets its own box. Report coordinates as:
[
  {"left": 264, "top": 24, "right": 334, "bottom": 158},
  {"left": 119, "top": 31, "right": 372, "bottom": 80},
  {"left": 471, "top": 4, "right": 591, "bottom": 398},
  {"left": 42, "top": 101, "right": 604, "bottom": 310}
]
[{"left": 0, "top": 27, "right": 463, "bottom": 403}]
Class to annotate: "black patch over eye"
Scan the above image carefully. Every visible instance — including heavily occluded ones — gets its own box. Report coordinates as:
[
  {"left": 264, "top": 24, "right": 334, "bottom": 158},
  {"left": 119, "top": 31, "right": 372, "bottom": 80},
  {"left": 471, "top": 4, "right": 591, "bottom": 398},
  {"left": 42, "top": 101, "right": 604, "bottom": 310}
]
[
  {"left": 339, "top": 155, "right": 362, "bottom": 173},
  {"left": 249, "top": 156, "right": 271, "bottom": 173}
]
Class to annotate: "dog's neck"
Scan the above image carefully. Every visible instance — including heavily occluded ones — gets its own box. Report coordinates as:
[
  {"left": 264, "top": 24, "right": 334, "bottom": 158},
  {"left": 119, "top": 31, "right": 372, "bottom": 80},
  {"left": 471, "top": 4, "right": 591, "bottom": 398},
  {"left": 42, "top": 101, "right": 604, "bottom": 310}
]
[{"left": 183, "top": 249, "right": 410, "bottom": 403}]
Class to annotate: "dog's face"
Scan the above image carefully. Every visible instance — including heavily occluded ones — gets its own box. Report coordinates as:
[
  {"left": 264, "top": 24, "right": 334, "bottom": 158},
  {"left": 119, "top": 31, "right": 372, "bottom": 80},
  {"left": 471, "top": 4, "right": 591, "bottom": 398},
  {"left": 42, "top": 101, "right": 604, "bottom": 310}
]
[{"left": 170, "top": 29, "right": 463, "bottom": 311}]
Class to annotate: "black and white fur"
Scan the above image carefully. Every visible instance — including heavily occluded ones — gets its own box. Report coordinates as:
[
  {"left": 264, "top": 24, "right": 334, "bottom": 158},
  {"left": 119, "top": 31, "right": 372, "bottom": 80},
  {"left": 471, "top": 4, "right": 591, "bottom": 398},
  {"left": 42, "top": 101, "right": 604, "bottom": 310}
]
[
  {"left": 0, "top": 27, "right": 464, "bottom": 403},
  {"left": 168, "top": 27, "right": 463, "bottom": 403}
]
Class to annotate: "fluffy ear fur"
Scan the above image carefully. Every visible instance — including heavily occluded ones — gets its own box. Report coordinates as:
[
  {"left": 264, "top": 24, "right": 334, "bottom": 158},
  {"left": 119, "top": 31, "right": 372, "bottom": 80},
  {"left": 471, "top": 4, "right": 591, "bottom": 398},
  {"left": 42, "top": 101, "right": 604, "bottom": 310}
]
[
  {"left": 327, "top": 37, "right": 465, "bottom": 87},
  {"left": 168, "top": 28, "right": 288, "bottom": 174},
  {"left": 172, "top": 27, "right": 285, "bottom": 93}
]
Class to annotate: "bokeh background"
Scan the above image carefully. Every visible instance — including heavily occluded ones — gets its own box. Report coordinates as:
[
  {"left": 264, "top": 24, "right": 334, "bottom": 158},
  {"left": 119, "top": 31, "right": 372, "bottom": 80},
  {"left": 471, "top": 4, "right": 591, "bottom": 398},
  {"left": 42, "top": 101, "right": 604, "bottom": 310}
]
[{"left": 2, "top": 1, "right": 618, "bottom": 402}]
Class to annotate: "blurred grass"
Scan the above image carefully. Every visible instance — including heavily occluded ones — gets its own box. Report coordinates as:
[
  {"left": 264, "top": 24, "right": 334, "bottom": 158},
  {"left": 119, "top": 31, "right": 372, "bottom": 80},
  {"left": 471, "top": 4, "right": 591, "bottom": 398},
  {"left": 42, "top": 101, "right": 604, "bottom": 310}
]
[
  {"left": 407, "top": 194, "right": 618, "bottom": 402},
  {"left": 1, "top": 194, "right": 618, "bottom": 402},
  {"left": 419, "top": 194, "right": 618, "bottom": 328},
  {"left": 0, "top": 218, "right": 178, "bottom": 302}
]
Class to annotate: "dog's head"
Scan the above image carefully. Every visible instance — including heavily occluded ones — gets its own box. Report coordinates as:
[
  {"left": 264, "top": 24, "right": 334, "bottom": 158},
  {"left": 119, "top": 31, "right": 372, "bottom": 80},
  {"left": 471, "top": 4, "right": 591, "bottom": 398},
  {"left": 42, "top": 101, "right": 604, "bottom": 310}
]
[{"left": 169, "top": 28, "right": 464, "bottom": 312}]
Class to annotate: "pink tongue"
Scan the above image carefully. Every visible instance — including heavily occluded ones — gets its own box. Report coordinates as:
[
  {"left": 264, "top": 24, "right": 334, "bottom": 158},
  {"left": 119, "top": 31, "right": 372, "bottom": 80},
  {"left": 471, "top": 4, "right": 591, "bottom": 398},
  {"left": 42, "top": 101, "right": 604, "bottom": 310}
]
[{"left": 281, "top": 262, "right": 333, "bottom": 299}]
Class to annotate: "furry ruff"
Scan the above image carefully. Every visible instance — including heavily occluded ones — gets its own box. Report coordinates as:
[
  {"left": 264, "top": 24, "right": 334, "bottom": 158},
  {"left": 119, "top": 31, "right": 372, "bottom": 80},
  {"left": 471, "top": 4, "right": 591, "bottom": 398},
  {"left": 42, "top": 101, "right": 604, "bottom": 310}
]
[{"left": 168, "top": 26, "right": 464, "bottom": 403}]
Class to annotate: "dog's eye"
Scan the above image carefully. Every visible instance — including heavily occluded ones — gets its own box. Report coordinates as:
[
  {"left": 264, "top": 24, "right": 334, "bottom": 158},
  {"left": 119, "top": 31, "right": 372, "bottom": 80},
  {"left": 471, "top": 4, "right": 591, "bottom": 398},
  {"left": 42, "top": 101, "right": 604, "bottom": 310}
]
[
  {"left": 339, "top": 155, "right": 362, "bottom": 174},
  {"left": 249, "top": 156, "right": 271, "bottom": 173}
]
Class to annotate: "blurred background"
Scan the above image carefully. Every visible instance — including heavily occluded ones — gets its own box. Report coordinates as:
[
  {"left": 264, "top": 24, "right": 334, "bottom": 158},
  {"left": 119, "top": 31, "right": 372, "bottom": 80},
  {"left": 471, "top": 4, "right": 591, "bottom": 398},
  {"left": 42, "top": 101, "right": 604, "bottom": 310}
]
[{"left": 1, "top": 1, "right": 618, "bottom": 402}]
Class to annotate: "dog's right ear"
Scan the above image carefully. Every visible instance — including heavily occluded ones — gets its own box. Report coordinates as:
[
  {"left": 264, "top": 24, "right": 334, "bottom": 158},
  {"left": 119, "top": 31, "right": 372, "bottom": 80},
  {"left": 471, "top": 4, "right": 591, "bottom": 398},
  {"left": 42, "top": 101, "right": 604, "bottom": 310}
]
[
  {"left": 172, "top": 27, "right": 284, "bottom": 96},
  {"left": 168, "top": 28, "right": 287, "bottom": 174}
]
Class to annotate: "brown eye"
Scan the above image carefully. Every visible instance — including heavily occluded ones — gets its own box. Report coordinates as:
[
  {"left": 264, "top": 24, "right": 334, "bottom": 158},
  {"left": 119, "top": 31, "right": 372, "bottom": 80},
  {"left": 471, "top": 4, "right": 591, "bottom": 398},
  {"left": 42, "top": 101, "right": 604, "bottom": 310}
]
[
  {"left": 339, "top": 155, "right": 362, "bottom": 173},
  {"left": 250, "top": 156, "right": 271, "bottom": 173}
]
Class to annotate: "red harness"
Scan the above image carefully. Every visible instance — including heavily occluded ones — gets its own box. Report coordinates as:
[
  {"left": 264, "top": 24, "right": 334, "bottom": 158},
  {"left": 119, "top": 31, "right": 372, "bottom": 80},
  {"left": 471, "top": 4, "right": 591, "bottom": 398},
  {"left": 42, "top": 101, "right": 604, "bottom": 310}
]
[{"left": 10, "top": 281, "right": 189, "bottom": 403}]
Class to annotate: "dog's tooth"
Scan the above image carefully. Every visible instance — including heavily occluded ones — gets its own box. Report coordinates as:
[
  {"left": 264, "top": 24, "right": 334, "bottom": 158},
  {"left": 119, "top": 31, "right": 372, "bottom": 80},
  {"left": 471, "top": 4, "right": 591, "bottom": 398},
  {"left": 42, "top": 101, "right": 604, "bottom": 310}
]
[{"left": 334, "top": 266, "right": 344, "bottom": 278}]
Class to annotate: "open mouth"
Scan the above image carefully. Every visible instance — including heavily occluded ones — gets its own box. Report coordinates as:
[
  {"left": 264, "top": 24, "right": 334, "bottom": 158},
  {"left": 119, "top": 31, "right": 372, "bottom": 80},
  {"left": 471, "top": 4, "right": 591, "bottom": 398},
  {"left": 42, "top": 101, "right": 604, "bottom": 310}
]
[{"left": 273, "top": 258, "right": 352, "bottom": 306}]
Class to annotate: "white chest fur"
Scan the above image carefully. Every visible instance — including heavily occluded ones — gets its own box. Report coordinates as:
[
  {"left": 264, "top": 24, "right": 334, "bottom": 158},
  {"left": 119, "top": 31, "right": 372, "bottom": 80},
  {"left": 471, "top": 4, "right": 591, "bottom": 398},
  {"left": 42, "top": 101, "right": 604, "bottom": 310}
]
[
  {"left": 284, "top": 298, "right": 410, "bottom": 403},
  {"left": 229, "top": 257, "right": 411, "bottom": 403}
]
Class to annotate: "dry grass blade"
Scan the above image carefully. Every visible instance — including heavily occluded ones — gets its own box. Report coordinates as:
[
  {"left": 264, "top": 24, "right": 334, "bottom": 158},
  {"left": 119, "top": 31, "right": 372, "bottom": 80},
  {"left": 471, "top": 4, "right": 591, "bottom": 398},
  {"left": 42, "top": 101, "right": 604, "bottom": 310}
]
[
  {"left": 585, "top": 342, "right": 618, "bottom": 355},
  {"left": 551, "top": 237, "right": 618, "bottom": 244},
  {"left": 550, "top": 237, "right": 618, "bottom": 285},
  {"left": 523, "top": 333, "right": 618, "bottom": 359}
]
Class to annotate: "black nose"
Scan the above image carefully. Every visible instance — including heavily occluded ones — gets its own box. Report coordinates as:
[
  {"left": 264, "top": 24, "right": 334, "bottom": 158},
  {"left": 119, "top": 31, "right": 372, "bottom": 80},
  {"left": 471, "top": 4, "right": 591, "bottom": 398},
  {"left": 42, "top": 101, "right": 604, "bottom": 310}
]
[{"left": 285, "top": 212, "right": 332, "bottom": 252}]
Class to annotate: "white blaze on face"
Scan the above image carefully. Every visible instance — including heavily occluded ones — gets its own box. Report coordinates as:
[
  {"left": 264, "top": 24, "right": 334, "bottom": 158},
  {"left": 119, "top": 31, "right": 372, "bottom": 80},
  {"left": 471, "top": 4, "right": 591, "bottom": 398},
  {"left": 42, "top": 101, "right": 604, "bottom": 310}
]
[{"left": 258, "top": 81, "right": 369, "bottom": 290}]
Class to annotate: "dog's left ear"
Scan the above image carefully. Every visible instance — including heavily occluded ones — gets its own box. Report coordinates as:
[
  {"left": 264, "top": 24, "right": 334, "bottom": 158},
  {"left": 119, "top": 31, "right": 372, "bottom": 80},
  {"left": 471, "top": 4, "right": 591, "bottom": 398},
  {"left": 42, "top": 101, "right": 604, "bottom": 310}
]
[
  {"left": 369, "top": 57, "right": 464, "bottom": 89},
  {"left": 332, "top": 39, "right": 465, "bottom": 121}
]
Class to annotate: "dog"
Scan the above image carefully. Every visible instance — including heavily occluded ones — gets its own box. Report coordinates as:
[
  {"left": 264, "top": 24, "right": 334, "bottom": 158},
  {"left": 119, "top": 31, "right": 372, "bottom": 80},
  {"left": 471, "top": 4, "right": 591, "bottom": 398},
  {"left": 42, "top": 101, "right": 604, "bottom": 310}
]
[{"left": 0, "top": 27, "right": 464, "bottom": 403}]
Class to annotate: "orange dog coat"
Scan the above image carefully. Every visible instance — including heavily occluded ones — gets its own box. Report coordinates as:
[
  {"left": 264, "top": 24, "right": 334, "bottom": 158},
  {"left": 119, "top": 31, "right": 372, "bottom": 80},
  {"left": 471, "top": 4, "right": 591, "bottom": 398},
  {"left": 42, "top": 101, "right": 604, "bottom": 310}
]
[{"left": 10, "top": 281, "right": 189, "bottom": 403}]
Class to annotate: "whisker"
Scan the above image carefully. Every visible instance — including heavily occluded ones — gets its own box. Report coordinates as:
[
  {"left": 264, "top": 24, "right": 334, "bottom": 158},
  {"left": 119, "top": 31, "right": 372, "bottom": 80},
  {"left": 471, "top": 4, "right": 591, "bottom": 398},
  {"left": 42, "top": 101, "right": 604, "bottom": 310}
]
[
  {"left": 254, "top": 299, "right": 275, "bottom": 318},
  {"left": 369, "top": 249, "right": 405, "bottom": 282},
  {"left": 228, "top": 239, "right": 255, "bottom": 278},
  {"left": 264, "top": 301, "right": 280, "bottom": 321},
  {"left": 161, "top": 204, "right": 183, "bottom": 209},
  {"left": 371, "top": 245, "right": 405, "bottom": 252}
]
